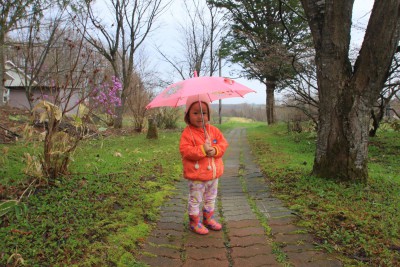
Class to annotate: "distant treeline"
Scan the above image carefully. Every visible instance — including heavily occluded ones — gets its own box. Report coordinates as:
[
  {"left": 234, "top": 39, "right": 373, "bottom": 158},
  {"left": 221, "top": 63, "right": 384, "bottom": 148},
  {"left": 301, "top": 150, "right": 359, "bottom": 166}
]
[{"left": 211, "top": 103, "right": 309, "bottom": 123}]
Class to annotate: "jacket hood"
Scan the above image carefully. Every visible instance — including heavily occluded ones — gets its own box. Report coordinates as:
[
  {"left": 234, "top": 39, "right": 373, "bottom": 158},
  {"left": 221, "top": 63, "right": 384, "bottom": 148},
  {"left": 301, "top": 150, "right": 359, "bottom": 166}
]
[{"left": 184, "top": 94, "right": 211, "bottom": 123}]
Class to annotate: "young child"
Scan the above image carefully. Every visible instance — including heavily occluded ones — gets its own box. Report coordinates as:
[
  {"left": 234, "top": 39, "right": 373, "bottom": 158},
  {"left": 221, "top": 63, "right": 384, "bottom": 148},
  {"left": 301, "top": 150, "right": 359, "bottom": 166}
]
[{"left": 179, "top": 95, "right": 229, "bottom": 235}]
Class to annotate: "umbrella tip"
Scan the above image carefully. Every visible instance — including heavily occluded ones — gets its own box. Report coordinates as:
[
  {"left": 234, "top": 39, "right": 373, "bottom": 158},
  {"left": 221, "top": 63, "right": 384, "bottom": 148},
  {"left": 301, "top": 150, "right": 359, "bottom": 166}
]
[{"left": 224, "top": 78, "right": 234, "bottom": 85}]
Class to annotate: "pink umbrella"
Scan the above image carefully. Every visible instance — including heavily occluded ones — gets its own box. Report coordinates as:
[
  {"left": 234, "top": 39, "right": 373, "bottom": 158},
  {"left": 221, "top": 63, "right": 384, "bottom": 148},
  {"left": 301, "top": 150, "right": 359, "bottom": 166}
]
[{"left": 146, "top": 72, "right": 256, "bottom": 109}]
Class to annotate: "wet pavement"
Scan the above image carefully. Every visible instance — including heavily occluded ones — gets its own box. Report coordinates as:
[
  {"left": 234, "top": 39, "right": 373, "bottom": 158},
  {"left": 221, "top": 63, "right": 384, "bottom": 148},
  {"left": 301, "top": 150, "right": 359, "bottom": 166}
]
[{"left": 137, "top": 128, "right": 343, "bottom": 266}]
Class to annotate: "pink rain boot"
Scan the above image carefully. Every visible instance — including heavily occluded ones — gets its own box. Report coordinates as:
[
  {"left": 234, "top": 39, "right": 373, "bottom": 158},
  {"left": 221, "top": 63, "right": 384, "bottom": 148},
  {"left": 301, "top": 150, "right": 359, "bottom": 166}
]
[
  {"left": 203, "top": 209, "right": 222, "bottom": 231},
  {"left": 189, "top": 215, "right": 209, "bottom": 235}
]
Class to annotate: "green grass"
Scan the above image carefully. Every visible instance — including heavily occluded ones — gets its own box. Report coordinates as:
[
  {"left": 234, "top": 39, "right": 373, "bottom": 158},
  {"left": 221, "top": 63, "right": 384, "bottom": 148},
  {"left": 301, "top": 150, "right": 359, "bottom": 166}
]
[
  {"left": 1, "top": 131, "right": 182, "bottom": 266},
  {"left": 247, "top": 123, "right": 400, "bottom": 266},
  {"left": 214, "top": 116, "right": 265, "bottom": 132},
  {"left": 0, "top": 142, "right": 38, "bottom": 184},
  {"left": 368, "top": 131, "right": 400, "bottom": 182},
  {"left": 1, "top": 119, "right": 399, "bottom": 266}
]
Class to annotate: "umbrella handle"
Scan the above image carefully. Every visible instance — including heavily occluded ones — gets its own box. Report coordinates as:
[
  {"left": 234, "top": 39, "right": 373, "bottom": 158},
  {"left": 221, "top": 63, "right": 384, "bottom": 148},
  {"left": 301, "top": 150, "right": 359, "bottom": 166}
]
[
  {"left": 197, "top": 96, "right": 208, "bottom": 139},
  {"left": 204, "top": 131, "right": 211, "bottom": 144},
  {"left": 201, "top": 112, "right": 207, "bottom": 138}
]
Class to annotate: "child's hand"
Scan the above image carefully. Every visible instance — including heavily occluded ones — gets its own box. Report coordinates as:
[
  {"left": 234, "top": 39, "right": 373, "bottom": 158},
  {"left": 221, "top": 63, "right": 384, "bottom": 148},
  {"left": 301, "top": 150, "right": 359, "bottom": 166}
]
[
  {"left": 203, "top": 139, "right": 215, "bottom": 157},
  {"left": 203, "top": 140, "right": 211, "bottom": 152},
  {"left": 206, "top": 147, "right": 216, "bottom": 157}
]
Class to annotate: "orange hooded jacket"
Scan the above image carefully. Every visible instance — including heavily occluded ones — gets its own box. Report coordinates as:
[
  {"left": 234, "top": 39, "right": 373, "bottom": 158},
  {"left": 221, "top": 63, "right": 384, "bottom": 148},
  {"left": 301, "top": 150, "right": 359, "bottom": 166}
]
[{"left": 179, "top": 124, "right": 229, "bottom": 181}]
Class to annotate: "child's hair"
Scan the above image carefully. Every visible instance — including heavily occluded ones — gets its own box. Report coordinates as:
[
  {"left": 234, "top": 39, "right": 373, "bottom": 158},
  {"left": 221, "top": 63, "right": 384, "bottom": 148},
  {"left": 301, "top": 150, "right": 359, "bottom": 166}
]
[{"left": 184, "top": 101, "right": 210, "bottom": 124}]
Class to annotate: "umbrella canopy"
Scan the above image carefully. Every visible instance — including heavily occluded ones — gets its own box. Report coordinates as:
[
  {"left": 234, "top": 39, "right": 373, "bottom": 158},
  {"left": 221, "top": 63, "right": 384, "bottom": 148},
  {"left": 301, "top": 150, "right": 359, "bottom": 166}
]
[{"left": 146, "top": 75, "right": 256, "bottom": 109}]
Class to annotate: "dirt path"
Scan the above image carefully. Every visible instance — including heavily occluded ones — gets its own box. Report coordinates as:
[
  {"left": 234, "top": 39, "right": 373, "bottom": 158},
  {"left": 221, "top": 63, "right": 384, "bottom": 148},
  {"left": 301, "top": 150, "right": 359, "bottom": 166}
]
[{"left": 137, "top": 128, "right": 343, "bottom": 266}]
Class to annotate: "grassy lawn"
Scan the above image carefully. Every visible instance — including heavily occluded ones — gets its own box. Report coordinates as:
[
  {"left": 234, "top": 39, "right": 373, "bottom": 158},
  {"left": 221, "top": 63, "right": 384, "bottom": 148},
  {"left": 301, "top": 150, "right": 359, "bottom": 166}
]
[
  {"left": 247, "top": 123, "right": 400, "bottom": 266},
  {"left": 1, "top": 119, "right": 399, "bottom": 266},
  {"left": 1, "top": 131, "right": 183, "bottom": 266}
]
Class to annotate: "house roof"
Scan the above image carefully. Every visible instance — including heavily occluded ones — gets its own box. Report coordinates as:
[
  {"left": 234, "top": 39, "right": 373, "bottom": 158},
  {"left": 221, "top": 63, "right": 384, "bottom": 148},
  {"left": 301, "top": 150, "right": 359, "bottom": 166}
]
[{"left": 4, "top": 61, "right": 37, "bottom": 88}]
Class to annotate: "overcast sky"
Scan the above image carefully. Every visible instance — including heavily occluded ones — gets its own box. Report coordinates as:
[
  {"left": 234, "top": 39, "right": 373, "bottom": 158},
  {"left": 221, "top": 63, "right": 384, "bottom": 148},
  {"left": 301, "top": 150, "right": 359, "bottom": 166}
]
[
  {"left": 97, "top": 0, "right": 375, "bottom": 105},
  {"left": 145, "top": 0, "right": 375, "bottom": 105}
]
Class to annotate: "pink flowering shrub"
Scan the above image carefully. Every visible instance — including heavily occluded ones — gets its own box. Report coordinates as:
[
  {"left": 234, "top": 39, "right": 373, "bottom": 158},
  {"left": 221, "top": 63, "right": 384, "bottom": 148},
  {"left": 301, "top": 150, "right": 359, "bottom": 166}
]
[{"left": 92, "top": 76, "right": 122, "bottom": 118}]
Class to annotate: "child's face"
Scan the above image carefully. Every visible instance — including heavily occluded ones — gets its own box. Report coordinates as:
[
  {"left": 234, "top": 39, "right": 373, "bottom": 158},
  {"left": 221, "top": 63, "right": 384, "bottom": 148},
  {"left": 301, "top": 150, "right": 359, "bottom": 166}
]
[{"left": 188, "top": 102, "right": 209, "bottom": 128}]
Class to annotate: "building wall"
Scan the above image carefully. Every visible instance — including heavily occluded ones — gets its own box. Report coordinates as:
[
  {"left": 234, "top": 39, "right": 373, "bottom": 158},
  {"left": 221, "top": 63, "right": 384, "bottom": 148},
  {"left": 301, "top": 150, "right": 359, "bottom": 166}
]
[
  {"left": 8, "top": 88, "right": 31, "bottom": 110},
  {"left": 8, "top": 87, "right": 80, "bottom": 114}
]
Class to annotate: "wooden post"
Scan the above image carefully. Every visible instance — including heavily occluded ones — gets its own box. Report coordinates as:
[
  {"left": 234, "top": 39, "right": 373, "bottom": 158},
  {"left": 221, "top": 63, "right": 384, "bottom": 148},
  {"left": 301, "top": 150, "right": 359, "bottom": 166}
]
[{"left": 146, "top": 118, "right": 158, "bottom": 139}]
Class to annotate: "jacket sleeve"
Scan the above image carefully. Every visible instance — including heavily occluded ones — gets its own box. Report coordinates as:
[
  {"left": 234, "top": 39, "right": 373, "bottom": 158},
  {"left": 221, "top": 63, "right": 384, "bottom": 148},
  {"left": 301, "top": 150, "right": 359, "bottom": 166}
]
[
  {"left": 179, "top": 129, "right": 207, "bottom": 161},
  {"left": 211, "top": 127, "right": 229, "bottom": 159}
]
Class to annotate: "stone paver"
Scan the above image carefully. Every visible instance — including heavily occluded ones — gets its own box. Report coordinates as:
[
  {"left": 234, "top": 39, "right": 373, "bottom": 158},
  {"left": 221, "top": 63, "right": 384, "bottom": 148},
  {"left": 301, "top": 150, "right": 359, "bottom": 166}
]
[
  {"left": 229, "top": 227, "right": 266, "bottom": 237},
  {"left": 138, "top": 256, "right": 182, "bottom": 267},
  {"left": 231, "top": 244, "right": 273, "bottom": 258},
  {"left": 137, "top": 128, "right": 343, "bottom": 266},
  {"left": 233, "top": 254, "right": 279, "bottom": 266},
  {"left": 229, "top": 235, "right": 268, "bottom": 247},
  {"left": 186, "top": 235, "right": 225, "bottom": 248},
  {"left": 183, "top": 258, "right": 230, "bottom": 267},
  {"left": 226, "top": 219, "right": 262, "bottom": 229},
  {"left": 141, "top": 244, "right": 181, "bottom": 259}
]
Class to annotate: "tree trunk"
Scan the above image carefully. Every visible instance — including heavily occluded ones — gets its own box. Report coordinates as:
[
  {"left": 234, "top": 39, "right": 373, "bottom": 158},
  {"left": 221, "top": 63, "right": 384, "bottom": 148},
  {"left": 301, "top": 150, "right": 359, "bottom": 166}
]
[
  {"left": 113, "top": 104, "right": 124, "bottom": 129},
  {"left": 266, "top": 80, "right": 276, "bottom": 125},
  {"left": 218, "top": 99, "right": 222, "bottom": 124},
  {"left": 301, "top": 0, "right": 400, "bottom": 182},
  {"left": 369, "top": 110, "right": 379, "bottom": 137},
  {"left": 113, "top": 65, "right": 124, "bottom": 129},
  {"left": 369, "top": 106, "right": 386, "bottom": 137},
  {"left": 0, "top": 30, "right": 5, "bottom": 106},
  {"left": 313, "top": 85, "right": 370, "bottom": 182},
  {"left": 369, "top": 95, "right": 391, "bottom": 137}
]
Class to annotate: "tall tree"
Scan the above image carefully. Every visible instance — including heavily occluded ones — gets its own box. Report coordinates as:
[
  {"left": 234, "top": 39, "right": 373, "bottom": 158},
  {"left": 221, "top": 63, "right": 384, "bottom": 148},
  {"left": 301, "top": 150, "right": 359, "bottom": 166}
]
[
  {"left": 157, "top": 0, "right": 225, "bottom": 79},
  {"left": 300, "top": 0, "right": 400, "bottom": 182},
  {"left": 125, "top": 49, "right": 161, "bottom": 132},
  {"left": 281, "top": 47, "right": 319, "bottom": 125},
  {"left": 369, "top": 50, "right": 400, "bottom": 136},
  {"left": 80, "top": 0, "right": 169, "bottom": 128},
  {"left": 211, "top": 0, "right": 310, "bottom": 124}
]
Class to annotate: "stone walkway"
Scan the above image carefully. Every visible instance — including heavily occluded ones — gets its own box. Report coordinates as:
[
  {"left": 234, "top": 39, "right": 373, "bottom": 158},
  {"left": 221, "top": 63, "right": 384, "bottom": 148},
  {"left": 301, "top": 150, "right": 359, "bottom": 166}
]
[{"left": 137, "top": 128, "right": 343, "bottom": 266}]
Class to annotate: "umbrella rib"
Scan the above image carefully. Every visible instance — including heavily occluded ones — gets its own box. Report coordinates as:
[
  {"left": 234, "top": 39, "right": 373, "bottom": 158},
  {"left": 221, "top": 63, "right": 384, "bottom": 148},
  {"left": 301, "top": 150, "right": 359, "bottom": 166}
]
[
  {"left": 173, "top": 94, "right": 184, "bottom": 107},
  {"left": 205, "top": 93, "right": 212, "bottom": 102},
  {"left": 236, "top": 91, "right": 245, "bottom": 98}
]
